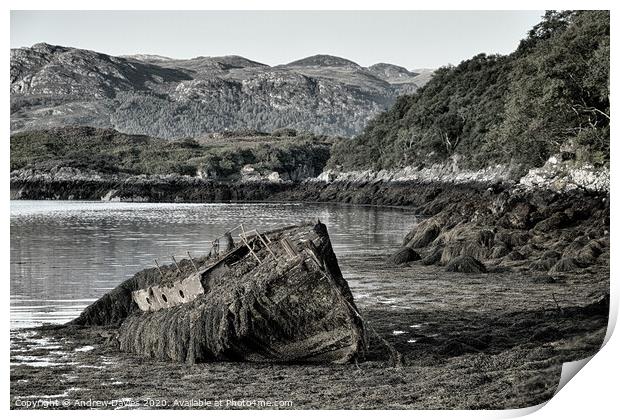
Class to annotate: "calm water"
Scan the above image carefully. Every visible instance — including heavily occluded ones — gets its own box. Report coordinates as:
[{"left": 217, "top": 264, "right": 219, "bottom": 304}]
[{"left": 10, "top": 200, "right": 418, "bottom": 329}]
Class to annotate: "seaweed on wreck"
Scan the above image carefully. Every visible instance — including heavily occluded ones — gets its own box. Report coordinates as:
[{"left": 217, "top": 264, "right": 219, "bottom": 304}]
[{"left": 73, "top": 222, "right": 368, "bottom": 364}]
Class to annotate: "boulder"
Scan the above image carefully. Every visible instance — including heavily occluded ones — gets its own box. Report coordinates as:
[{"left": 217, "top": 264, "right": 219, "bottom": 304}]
[
  {"left": 534, "top": 212, "right": 569, "bottom": 232},
  {"left": 388, "top": 247, "right": 421, "bottom": 265},
  {"left": 404, "top": 219, "right": 441, "bottom": 248},
  {"left": 529, "top": 258, "right": 558, "bottom": 272},
  {"left": 421, "top": 246, "right": 443, "bottom": 266},
  {"left": 506, "top": 250, "right": 526, "bottom": 261},
  {"left": 549, "top": 257, "right": 583, "bottom": 273},
  {"left": 445, "top": 256, "right": 487, "bottom": 273},
  {"left": 490, "top": 242, "right": 510, "bottom": 258}
]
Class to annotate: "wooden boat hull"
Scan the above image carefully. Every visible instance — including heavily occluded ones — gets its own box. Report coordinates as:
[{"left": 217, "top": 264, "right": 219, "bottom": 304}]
[{"left": 76, "top": 222, "right": 366, "bottom": 364}]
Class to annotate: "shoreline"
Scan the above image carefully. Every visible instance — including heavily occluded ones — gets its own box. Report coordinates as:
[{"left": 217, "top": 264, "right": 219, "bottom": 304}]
[
  {"left": 10, "top": 177, "right": 608, "bottom": 206},
  {"left": 10, "top": 197, "right": 420, "bottom": 213}
]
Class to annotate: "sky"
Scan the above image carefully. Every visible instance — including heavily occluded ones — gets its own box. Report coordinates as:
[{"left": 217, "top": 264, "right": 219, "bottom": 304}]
[{"left": 10, "top": 10, "right": 544, "bottom": 69}]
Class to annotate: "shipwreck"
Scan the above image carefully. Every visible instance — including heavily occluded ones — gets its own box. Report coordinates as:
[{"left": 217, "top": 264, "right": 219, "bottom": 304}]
[{"left": 71, "top": 221, "right": 367, "bottom": 364}]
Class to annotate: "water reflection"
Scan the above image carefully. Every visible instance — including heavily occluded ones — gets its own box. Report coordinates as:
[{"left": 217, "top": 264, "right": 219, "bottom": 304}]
[{"left": 11, "top": 200, "right": 418, "bottom": 328}]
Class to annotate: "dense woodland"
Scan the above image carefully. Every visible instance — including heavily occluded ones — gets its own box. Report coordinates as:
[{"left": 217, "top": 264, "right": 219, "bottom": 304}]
[
  {"left": 329, "top": 11, "right": 610, "bottom": 172},
  {"left": 10, "top": 127, "right": 332, "bottom": 180}
]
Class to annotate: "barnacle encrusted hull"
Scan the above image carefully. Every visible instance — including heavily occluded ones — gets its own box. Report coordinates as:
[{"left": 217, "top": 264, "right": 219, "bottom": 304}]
[{"left": 73, "top": 222, "right": 366, "bottom": 364}]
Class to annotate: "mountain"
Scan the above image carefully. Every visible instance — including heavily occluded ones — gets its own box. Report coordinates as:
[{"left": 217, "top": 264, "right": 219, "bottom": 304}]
[
  {"left": 367, "top": 63, "right": 432, "bottom": 95},
  {"left": 367, "top": 63, "right": 417, "bottom": 82},
  {"left": 285, "top": 54, "right": 361, "bottom": 68},
  {"left": 119, "top": 54, "right": 174, "bottom": 62},
  {"left": 10, "top": 44, "right": 432, "bottom": 139}
]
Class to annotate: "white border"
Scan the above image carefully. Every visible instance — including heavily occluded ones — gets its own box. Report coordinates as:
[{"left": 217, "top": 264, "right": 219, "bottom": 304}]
[
  {"left": 3, "top": 1, "right": 617, "bottom": 419},
  {"left": 2, "top": 0, "right": 618, "bottom": 10}
]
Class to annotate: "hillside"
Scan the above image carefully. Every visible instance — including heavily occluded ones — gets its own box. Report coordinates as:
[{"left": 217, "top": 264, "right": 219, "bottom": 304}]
[
  {"left": 329, "top": 11, "right": 610, "bottom": 174},
  {"left": 10, "top": 126, "right": 332, "bottom": 182},
  {"left": 10, "top": 45, "right": 433, "bottom": 139}
]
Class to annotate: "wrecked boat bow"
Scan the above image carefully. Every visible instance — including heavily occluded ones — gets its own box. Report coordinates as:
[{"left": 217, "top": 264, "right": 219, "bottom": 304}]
[{"left": 72, "top": 221, "right": 367, "bottom": 364}]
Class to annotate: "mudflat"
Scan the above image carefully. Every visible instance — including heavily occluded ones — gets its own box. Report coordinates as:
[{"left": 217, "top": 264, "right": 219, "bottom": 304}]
[{"left": 10, "top": 252, "right": 608, "bottom": 410}]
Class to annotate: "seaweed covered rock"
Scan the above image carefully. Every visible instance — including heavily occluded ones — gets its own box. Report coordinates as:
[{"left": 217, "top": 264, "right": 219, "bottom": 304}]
[
  {"left": 495, "top": 230, "right": 530, "bottom": 249},
  {"left": 518, "top": 244, "right": 539, "bottom": 258},
  {"left": 476, "top": 229, "right": 495, "bottom": 248},
  {"left": 421, "top": 246, "right": 443, "bottom": 266},
  {"left": 501, "top": 202, "right": 535, "bottom": 229},
  {"left": 490, "top": 242, "right": 510, "bottom": 259},
  {"left": 445, "top": 256, "right": 487, "bottom": 274},
  {"left": 388, "top": 247, "right": 421, "bottom": 265},
  {"left": 435, "top": 223, "right": 496, "bottom": 265},
  {"left": 561, "top": 236, "right": 590, "bottom": 258},
  {"left": 576, "top": 240, "right": 604, "bottom": 266},
  {"left": 404, "top": 219, "right": 441, "bottom": 248},
  {"left": 541, "top": 250, "right": 561, "bottom": 260},
  {"left": 549, "top": 257, "right": 583, "bottom": 273},
  {"left": 529, "top": 258, "right": 558, "bottom": 272},
  {"left": 534, "top": 213, "right": 569, "bottom": 232},
  {"left": 506, "top": 250, "right": 526, "bottom": 261}
]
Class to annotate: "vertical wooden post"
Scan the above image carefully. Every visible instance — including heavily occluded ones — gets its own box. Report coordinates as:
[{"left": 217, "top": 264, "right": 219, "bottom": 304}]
[
  {"left": 256, "top": 230, "right": 277, "bottom": 258},
  {"left": 187, "top": 251, "right": 199, "bottom": 273},
  {"left": 154, "top": 259, "right": 164, "bottom": 278},
  {"left": 240, "top": 236, "right": 261, "bottom": 263},
  {"left": 171, "top": 256, "right": 182, "bottom": 274}
]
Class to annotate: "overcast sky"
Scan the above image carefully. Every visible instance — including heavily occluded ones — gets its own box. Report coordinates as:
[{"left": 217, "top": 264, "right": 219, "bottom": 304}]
[{"left": 11, "top": 10, "right": 544, "bottom": 69}]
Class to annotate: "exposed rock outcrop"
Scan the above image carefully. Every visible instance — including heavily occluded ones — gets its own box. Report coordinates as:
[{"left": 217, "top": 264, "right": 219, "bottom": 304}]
[
  {"left": 313, "top": 154, "right": 609, "bottom": 194},
  {"left": 520, "top": 155, "right": 609, "bottom": 193}
]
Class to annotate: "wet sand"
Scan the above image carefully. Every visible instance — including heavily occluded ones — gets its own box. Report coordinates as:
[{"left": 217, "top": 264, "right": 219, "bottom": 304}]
[{"left": 10, "top": 252, "right": 608, "bottom": 410}]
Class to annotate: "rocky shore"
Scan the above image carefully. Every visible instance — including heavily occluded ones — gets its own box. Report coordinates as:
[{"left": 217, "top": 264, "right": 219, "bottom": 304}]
[
  {"left": 11, "top": 151, "right": 610, "bottom": 201},
  {"left": 391, "top": 184, "right": 608, "bottom": 280}
]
